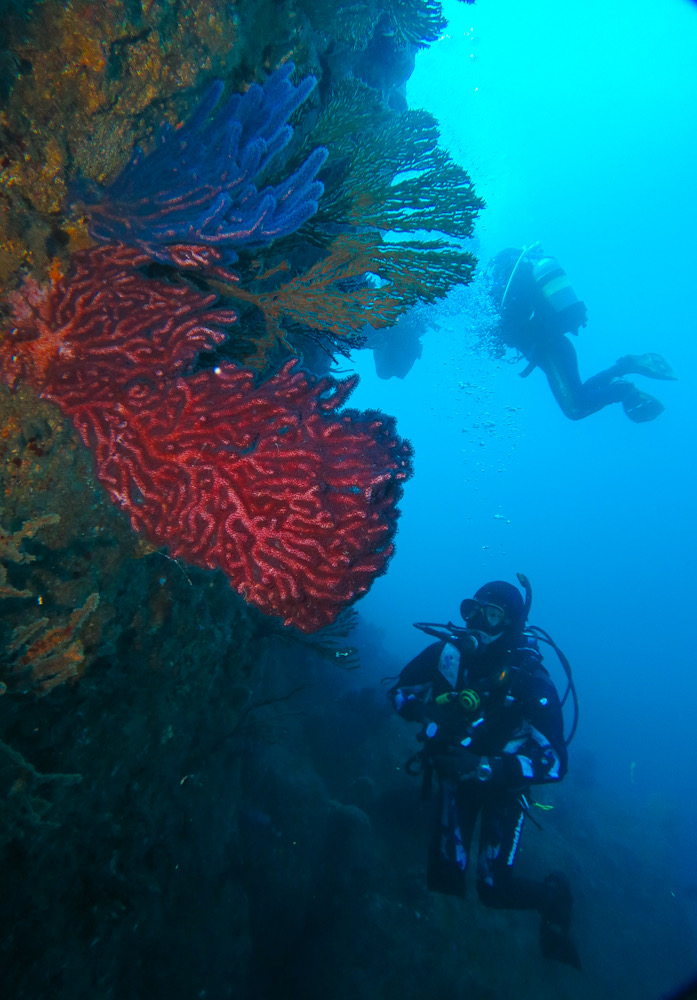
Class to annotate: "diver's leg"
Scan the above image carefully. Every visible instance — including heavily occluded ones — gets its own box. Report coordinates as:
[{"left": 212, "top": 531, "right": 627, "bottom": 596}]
[
  {"left": 583, "top": 367, "right": 666, "bottom": 421},
  {"left": 475, "top": 792, "right": 544, "bottom": 909},
  {"left": 476, "top": 793, "right": 581, "bottom": 968},
  {"left": 539, "top": 336, "right": 665, "bottom": 421},
  {"left": 535, "top": 335, "right": 602, "bottom": 420},
  {"left": 427, "top": 779, "right": 477, "bottom": 898}
]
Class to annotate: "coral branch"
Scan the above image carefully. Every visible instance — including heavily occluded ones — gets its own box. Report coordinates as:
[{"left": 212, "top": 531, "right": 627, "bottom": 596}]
[
  {"left": 0, "top": 513, "right": 60, "bottom": 599},
  {"left": 1, "top": 248, "right": 412, "bottom": 631},
  {"left": 81, "top": 64, "right": 328, "bottom": 278},
  {"left": 225, "top": 78, "right": 482, "bottom": 363},
  {"left": 215, "top": 236, "right": 405, "bottom": 344},
  {"left": 6, "top": 593, "right": 100, "bottom": 695},
  {"left": 298, "top": 0, "right": 448, "bottom": 50},
  {"left": 301, "top": 80, "right": 482, "bottom": 244}
]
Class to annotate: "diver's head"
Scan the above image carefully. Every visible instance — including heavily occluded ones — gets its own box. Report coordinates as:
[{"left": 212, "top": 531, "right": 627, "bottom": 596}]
[{"left": 460, "top": 580, "right": 526, "bottom": 645}]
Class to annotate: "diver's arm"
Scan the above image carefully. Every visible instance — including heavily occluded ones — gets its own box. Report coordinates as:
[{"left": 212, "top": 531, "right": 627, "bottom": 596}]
[
  {"left": 453, "top": 673, "right": 568, "bottom": 788},
  {"left": 458, "top": 733, "right": 565, "bottom": 789},
  {"left": 387, "top": 643, "right": 442, "bottom": 722},
  {"left": 494, "top": 675, "right": 568, "bottom": 786}
]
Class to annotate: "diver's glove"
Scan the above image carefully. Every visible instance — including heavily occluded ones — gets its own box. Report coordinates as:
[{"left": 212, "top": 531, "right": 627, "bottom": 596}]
[
  {"left": 390, "top": 685, "right": 429, "bottom": 722},
  {"left": 437, "top": 749, "right": 526, "bottom": 786},
  {"left": 432, "top": 747, "right": 492, "bottom": 782}
]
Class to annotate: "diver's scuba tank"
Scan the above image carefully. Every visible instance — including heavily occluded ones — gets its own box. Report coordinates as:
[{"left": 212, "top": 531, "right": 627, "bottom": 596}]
[{"left": 531, "top": 256, "right": 587, "bottom": 334}]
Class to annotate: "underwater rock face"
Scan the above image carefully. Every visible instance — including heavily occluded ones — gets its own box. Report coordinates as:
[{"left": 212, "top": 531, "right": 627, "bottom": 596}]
[{"left": 0, "top": 2, "right": 487, "bottom": 998}]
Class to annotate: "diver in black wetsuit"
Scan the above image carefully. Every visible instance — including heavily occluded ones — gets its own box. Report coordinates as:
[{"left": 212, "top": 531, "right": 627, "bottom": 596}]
[
  {"left": 486, "top": 246, "right": 677, "bottom": 422},
  {"left": 388, "top": 577, "right": 581, "bottom": 968},
  {"left": 363, "top": 308, "right": 425, "bottom": 380}
]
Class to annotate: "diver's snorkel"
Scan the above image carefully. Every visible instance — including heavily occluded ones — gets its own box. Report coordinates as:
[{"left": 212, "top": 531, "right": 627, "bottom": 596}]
[{"left": 517, "top": 571, "right": 532, "bottom": 623}]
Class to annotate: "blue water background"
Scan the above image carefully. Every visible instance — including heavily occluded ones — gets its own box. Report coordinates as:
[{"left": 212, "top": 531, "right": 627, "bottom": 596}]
[{"left": 348, "top": 0, "right": 697, "bottom": 898}]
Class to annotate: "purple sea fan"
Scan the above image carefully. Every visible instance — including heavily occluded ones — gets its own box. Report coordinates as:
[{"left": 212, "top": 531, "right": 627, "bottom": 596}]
[{"left": 81, "top": 63, "right": 328, "bottom": 278}]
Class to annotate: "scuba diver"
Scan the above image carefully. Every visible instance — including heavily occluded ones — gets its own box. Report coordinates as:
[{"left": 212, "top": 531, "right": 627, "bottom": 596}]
[
  {"left": 388, "top": 575, "right": 581, "bottom": 968},
  {"left": 362, "top": 304, "right": 434, "bottom": 380},
  {"left": 485, "top": 246, "right": 677, "bottom": 422}
]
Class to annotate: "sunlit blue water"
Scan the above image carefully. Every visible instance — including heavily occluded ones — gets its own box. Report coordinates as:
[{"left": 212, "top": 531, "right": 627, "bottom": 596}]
[{"left": 347, "top": 0, "right": 697, "bottom": 940}]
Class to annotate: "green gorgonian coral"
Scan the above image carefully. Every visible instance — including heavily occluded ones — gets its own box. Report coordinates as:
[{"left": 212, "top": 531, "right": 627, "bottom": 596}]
[
  {"left": 230, "top": 78, "right": 483, "bottom": 364},
  {"left": 297, "top": 0, "right": 449, "bottom": 50}
]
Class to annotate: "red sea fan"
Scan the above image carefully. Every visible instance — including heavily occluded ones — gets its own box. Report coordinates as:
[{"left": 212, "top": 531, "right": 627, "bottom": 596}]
[{"left": 1, "top": 246, "right": 412, "bottom": 631}]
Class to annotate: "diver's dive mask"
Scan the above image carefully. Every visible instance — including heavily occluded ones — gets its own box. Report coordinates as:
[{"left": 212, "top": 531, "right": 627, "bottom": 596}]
[{"left": 460, "top": 598, "right": 508, "bottom": 638}]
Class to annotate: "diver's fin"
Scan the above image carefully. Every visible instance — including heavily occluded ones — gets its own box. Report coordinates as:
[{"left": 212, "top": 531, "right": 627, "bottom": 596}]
[
  {"left": 622, "top": 387, "right": 665, "bottom": 422},
  {"left": 540, "top": 920, "right": 582, "bottom": 970},
  {"left": 616, "top": 353, "right": 678, "bottom": 381}
]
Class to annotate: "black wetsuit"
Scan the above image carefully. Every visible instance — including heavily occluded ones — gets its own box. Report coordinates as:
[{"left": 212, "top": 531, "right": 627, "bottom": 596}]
[
  {"left": 490, "top": 249, "right": 652, "bottom": 420},
  {"left": 389, "top": 634, "right": 567, "bottom": 909}
]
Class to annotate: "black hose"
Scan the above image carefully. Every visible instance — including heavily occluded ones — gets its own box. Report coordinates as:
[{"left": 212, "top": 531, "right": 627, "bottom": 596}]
[{"left": 527, "top": 625, "right": 579, "bottom": 746}]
